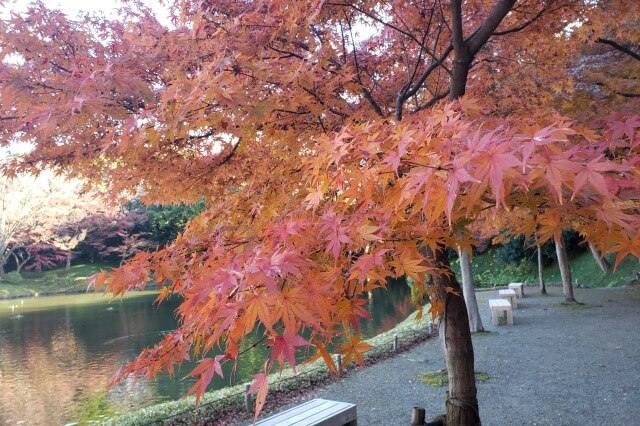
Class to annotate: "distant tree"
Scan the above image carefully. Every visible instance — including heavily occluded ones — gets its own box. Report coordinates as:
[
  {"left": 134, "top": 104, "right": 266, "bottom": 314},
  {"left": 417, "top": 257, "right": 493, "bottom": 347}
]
[
  {"left": 495, "top": 235, "right": 528, "bottom": 264},
  {"left": 141, "top": 200, "right": 205, "bottom": 248},
  {"left": 109, "top": 232, "right": 155, "bottom": 266},
  {"left": 0, "top": 172, "right": 99, "bottom": 277},
  {"left": 14, "top": 243, "right": 67, "bottom": 272},
  {"left": 75, "top": 208, "right": 150, "bottom": 264}
]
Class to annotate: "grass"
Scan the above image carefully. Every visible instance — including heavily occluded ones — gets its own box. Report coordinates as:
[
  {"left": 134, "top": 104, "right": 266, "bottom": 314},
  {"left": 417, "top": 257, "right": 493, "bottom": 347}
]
[
  {"left": 554, "top": 302, "right": 594, "bottom": 310},
  {"left": 472, "top": 330, "right": 496, "bottom": 336},
  {"left": 0, "top": 263, "right": 113, "bottom": 298},
  {"left": 450, "top": 249, "right": 640, "bottom": 288},
  {"left": 418, "top": 370, "right": 491, "bottom": 388},
  {"left": 75, "top": 391, "right": 121, "bottom": 425}
]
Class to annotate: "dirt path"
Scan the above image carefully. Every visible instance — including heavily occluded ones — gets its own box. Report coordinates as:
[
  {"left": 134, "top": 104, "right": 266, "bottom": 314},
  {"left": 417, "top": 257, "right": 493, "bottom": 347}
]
[{"left": 277, "top": 287, "right": 640, "bottom": 425}]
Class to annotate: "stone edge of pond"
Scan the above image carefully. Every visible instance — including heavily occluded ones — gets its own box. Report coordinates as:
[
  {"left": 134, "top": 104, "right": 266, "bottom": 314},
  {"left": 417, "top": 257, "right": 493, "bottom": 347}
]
[{"left": 101, "top": 308, "right": 435, "bottom": 426}]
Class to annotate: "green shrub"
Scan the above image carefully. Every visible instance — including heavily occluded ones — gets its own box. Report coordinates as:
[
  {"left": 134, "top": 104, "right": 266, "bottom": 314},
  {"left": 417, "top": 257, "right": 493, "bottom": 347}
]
[
  {"left": 4, "top": 271, "right": 26, "bottom": 283},
  {"left": 495, "top": 235, "right": 528, "bottom": 264}
]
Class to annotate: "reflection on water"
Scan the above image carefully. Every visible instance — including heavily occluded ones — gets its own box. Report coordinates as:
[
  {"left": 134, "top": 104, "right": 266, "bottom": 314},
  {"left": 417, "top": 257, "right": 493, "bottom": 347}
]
[{"left": 0, "top": 279, "right": 412, "bottom": 425}]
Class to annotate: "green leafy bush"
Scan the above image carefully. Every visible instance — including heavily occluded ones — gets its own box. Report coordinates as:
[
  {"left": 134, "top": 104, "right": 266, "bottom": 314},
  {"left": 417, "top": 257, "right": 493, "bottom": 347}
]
[{"left": 495, "top": 235, "right": 528, "bottom": 264}]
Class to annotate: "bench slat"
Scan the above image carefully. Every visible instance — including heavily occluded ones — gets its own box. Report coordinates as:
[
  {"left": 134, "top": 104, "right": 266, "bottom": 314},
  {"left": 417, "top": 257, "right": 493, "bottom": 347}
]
[
  {"left": 265, "top": 400, "right": 341, "bottom": 425},
  {"left": 258, "top": 399, "right": 331, "bottom": 421},
  {"left": 257, "top": 399, "right": 335, "bottom": 424},
  {"left": 256, "top": 398, "right": 356, "bottom": 426},
  {"left": 489, "top": 299, "right": 511, "bottom": 308},
  {"left": 282, "top": 404, "right": 356, "bottom": 426}
]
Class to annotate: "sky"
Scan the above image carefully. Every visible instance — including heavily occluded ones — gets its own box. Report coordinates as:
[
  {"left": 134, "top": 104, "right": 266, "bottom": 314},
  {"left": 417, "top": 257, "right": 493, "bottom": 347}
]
[
  {"left": 3, "top": 0, "right": 170, "bottom": 24},
  {"left": 5, "top": 0, "right": 122, "bottom": 17}
]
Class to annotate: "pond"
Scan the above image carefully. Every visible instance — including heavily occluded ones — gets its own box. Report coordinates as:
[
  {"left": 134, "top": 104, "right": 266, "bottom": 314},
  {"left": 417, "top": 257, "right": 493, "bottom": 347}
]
[{"left": 0, "top": 280, "right": 413, "bottom": 425}]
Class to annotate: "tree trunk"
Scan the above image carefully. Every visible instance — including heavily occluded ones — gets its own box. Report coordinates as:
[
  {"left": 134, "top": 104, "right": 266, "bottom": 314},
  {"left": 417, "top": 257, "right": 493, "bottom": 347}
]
[
  {"left": 12, "top": 251, "right": 30, "bottom": 274},
  {"left": 434, "top": 248, "right": 480, "bottom": 425},
  {"left": 589, "top": 242, "right": 610, "bottom": 273},
  {"left": 555, "top": 237, "right": 576, "bottom": 303},
  {"left": 458, "top": 247, "right": 484, "bottom": 332},
  {"left": 537, "top": 246, "right": 546, "bottom": 295},
  {"left": 65, "top": 251, "right": 72, "bottom": 270},
  {"left": 0, "top": 265, "right": 5, "bottom": 280}
]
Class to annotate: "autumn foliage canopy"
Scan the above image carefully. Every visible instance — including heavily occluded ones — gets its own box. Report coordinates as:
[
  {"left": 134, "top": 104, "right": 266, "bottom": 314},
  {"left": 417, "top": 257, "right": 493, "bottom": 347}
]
[{"left": 1, "top": 0, "right": 639, "bottom": 421}]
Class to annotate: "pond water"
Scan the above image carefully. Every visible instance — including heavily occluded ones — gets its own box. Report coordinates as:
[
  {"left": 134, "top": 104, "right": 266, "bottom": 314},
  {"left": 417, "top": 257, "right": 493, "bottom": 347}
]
[{"left": 0, "top": 280, "right": 413, "bottom": 425}]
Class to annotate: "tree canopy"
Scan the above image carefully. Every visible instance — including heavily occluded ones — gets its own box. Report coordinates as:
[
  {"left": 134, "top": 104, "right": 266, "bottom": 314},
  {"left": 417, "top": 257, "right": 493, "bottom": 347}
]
[{"left": 1, "top": 1, "right": 639, "bottom": 423}]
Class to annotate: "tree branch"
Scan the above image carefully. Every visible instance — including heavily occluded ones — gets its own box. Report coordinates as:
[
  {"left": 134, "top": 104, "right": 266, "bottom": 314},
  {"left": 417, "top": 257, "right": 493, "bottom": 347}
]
[
  {"left": 396, "top": 44, "right": 454, "bottom": 120},
  {"left": 343, "top": 10, "right": 385, "bottom": 118},
  {"left": 451, "top": 0, "right": 465, "bottom": 55},
  {"left": 492, "top": 6, "right": 547, "bottom": 36},
  {"left": 415, "top": 90, "right": 451, "bottom": 112},
  {"left": 328, "top": 2, "right": 420, "bottom": 44},
  {"left": 467, "top": 0, "right": 517, "bottom": 56},
  {"left": 597, "top": 37, "right": 640, "bottom": 62}
]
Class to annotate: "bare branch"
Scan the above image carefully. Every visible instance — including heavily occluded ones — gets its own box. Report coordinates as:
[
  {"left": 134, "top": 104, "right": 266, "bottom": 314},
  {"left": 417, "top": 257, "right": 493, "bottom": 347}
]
[
  {"left": 467, "top": 0, "right": 517, "bottom": 56},
  {"left": 493, "top": 6, "right": 547, "bottom": 36},
  {"left": 328, "top": 2, "right": 420, "bottom": 44},
  {"left": 597, "top": 38, "right": 640, "bottom": 62},
  {"left": 415, "top": 90, "right": 450, "bottom": 112},
  {"left": 396, "top": 44, "right": 454, "bottom": 120},
  {"left": 344, "top": 10, "right": 385, "bottom": 118}
]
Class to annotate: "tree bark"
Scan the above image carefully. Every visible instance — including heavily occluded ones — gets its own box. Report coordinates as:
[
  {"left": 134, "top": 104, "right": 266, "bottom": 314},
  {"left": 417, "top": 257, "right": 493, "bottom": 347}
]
[
  {"left": 449, "top": 1, "right": 472, "bottom": 100},
  {"left": 555, "top": 237, "right": 576, "bottom": 303},
  {"left": 537, "top": 246, "right": 546, "bottom": 295},
  {"left": 65, "top": 251, "right": 72, "bottom": 270},
  {"left": 430, "top": 2, "right": 516, "bottom": 423},
  {"left": 12, "top": 250, "right": 30, "bottom": 274},
  {"left": 588, "top": 242, "right": 610, "bottom": 273},
  {"left": 433, "top": 248, "right": 480, "bottom": 425},
  {"left": 458, "top": 247, "right": 484, "bottom": 332}
]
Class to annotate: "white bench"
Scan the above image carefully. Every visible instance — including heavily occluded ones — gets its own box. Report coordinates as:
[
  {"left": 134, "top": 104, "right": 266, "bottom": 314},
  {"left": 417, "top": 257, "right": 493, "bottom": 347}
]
[
  {"left": 256, "top": 398, "right": 357, "bottom": 426},
  {"left": 489, "top": 299, "right": 513, "bottom": 326},
  {"left": 508, "top": 282, "right": 524, "bottom": 298},
  {"left": 499, "top": 289, "right": 517, "bottom": 309}
]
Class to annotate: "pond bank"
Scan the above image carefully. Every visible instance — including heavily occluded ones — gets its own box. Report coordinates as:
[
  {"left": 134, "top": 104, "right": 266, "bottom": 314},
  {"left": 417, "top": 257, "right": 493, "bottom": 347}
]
[
  {"left": 104, "top": 306, "right": 437, "bottom": 425},
  {"left": 0, "top": 264, "right": 108, "bottom": 299}
]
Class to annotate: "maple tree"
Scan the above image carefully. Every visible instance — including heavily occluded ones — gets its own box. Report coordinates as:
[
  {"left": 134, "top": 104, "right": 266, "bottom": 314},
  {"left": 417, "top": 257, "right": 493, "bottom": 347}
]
[
  {"left": 1, "top": 1, "right": 640, "bottom": 424},
  {"left": 15, "top": 243, "right": 67, "bottom": 272},
  {"left": 72, "top": 208, "right": 150, "bottom": 264},
  {"left": 140, "top": 200, "right": 206, "bottom": 248}
]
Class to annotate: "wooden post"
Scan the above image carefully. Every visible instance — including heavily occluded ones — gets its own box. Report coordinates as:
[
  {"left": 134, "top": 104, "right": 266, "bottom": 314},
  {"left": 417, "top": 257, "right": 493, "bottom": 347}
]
[
  {"left": 393, "top": 333, "right": 398, "bottom": 351},
  {"left": 334, "top": 354, "right": 342, "bottom": 373},
  {"left": 411, "top": 406, "right": 426, "bottom": 425},
  {"left": 428, "top": 321, "right": 434, "bottom": 335},
  {"left": 244, "top": 382, "right": 252, "bottom": 412}
]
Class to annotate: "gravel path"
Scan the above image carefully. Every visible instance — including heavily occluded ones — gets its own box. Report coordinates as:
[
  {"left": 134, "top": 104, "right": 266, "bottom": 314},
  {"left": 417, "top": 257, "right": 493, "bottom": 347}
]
[{"left": 280, "top": 286, "right": 640, "bottom": 425}]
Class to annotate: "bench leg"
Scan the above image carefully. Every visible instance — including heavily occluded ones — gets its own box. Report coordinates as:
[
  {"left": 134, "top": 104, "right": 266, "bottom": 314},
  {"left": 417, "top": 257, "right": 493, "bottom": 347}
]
[
  {"left": 506, "top": 309, "right": 513, "bottom": 325},
  {"left": 491, "top": 309, "right": 498, "bottom": 326},
  {"left": 512, "top": 296, "right": 517, "bottom": 309}
]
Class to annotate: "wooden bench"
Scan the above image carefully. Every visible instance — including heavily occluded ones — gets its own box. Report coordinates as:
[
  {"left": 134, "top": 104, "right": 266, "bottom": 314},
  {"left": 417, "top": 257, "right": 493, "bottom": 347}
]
[
  {"left": 499, "top": 288, "right": 518, "bottom": 309},
  {"left": 256, "top": 398, "right": 357, "bottom": 426},
  {"left": 489, "top": 299, "right": 513, "bottom": 326},
  {"left": 508, "top": 282, "right": 525, "bottom": 298}
]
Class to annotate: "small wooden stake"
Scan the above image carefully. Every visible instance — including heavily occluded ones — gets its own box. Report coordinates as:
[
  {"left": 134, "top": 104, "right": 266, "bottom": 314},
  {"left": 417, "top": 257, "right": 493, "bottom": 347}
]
[
  {"left": 335, "top": 354, "right": 342, "bottom": 373},
  {"left": 411, "top": 406, "right": 426, "bottom": 425},
  {"left": 244, "top": 382, "right": 252, "bottom": 412},
  {"left": 393, "top": 333, "right": 398, "bottom": 351}
]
